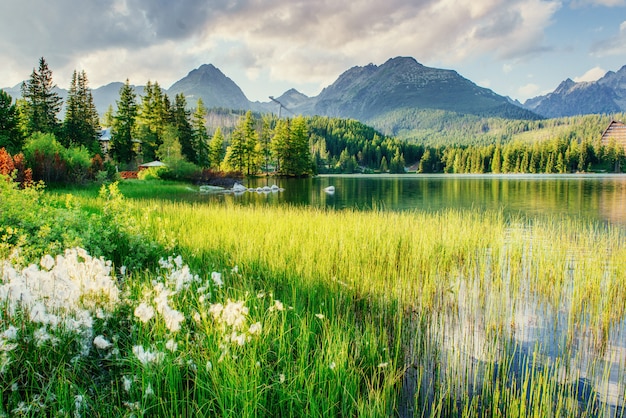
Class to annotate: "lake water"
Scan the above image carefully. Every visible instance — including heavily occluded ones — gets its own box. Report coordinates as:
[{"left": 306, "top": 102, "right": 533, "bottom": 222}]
[{"left": 199, "top": 174, "right": 626, "bottom": 225}]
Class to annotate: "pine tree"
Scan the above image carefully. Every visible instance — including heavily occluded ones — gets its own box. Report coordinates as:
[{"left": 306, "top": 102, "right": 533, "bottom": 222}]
[
  {"left": 101, "top": 105, "right": 115, "bottom": 128},
  {"left": 226, "top": 126, "right": 246, "bottom": 173},
  {"left": 283, "top": 115, "right": 311, "bottom": 176},
  {"left": 208, "top": 128, "right": 225, "bottom": 170},
  {"left": 259, "top": 115, "right": 273, "bottom": 174},
  {"left": 0, "top": 90, "right": 24, "bottom": 154},
  {"left": 21, "top": 57, "right": 62, "bottom": 136},
  {"left": 271, "top": 119, "right": 289, "bottom": 174},
  {"left": 242, "top": 111, "right": 259, "bottom": 176},
  {"left": 191, "top": 99, "right": 210, "bottom": 167},
  {"left": 136, "top": 81, "right": 167, "bottom": 161},
  {"left": 110, "top": 80, "right": 138, "bottom": 164},
  {"left": 62, "top": 70, "right": 100, "bottom": 153},
  {"left": 172, "top": 93, "right": 196, "bottom": 163}
]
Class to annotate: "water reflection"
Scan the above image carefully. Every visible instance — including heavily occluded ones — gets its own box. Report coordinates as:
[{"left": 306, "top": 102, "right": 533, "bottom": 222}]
[{"left": 196, "top": 174, "right": 626, "bottom": 225}]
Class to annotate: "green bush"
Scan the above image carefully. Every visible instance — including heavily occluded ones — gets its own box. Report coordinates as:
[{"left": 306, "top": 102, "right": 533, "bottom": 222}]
[{"left": 137, "top": 166, "right": 166, "bottom": 180}]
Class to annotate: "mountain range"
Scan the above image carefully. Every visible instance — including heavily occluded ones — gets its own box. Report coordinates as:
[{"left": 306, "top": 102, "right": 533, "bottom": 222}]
[
  {"left": 4, "top": 57, "right": 626, "bottom": 134},
  {"left": 523, "top": 65, "right": 626, "bottom": 118}
]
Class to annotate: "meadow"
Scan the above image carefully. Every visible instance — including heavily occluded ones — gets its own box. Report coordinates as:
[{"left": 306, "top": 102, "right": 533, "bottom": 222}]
[{"left": 1, "top": 178, "right": 625, "bottom": 417}]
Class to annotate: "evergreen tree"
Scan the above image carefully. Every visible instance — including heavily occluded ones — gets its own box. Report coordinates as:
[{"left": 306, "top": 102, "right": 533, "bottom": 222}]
[
  {"left": 378, "top": 155, "right": 388, "bottom": 172},
  {"left": 62, "top": 70, "right": 100, "bottom": 153},
  {"left": 491, "top": 144, "right": 502, "bottom": 173},
  {"left": 101, "top": 105, "right": 115, "bottom": 128},
  {"left": 136, "top": 81, "right": 167, "bottom": 161},
  {"left": 208, "top": 128, "right": 225, "bottom": 170},
  {"left": 281, "top": 115, "right": 311, "bottom": 176},
  {"left": 21, "top": 57, "right": 62, "bottom": 136},
  {"left": 271, "top": 118, "right": 289, "bottom": 174},
  {"left": 0, "top": 90, "right": 24, "bottom": 154},
  {"left": 172, "top": 93, "right": 196, "bottom": 163},
  {"left": 110, "top": 80, "right": 138, "bottom": 164},
  {"left": 242, "top": 111, "right": 259, "bottom": 176},
  {"left": 389, "top": 148, "right": 406, "bottom": 173},
  {"left": 191, "top": 99, "right": 210, "bottom": 167},
  {"left": 259, "top": 115, "right": 274, "bottom": 174},
  {"left": 226, "top": 126, "right": 246, "bottom": 173}
]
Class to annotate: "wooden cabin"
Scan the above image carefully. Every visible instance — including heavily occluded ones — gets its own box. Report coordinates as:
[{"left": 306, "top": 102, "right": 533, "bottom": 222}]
[{"left": 600, "top": 120, "right": 626, "bottom": 149}]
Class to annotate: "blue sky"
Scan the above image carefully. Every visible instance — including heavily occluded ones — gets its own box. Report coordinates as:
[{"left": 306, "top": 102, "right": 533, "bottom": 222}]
[{"left": 1, "top": 0, "right": 625, "bottom": 104}]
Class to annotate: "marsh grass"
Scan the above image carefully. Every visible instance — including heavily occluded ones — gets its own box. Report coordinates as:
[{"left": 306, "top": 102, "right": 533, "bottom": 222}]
[{"left": 2, "top": 180, "right": 626, "bottom": 416}]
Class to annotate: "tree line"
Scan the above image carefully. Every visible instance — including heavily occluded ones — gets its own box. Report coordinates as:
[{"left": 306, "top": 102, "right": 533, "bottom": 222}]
[{"left": 2, "top": 57, "right": 625, "bottom": 185}]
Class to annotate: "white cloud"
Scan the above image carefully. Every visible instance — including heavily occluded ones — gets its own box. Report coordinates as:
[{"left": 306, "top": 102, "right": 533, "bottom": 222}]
[
  {"left": 591, "top": 20, "right": 626, "bottom": 56},
  {"left": 0, "top": 0, "right": 562, "bottom": 99},
  {"left": 518, "top": 83, "right": 541, "bottom": 99},
  {"left": 503, "top": 64, "right": 513, "bottom": 74},
  {"left": 573, "top": 66, "right": 606, "bottom": 82},
  {"left": 571, "top": 0, "right": 626, "bottom": 6}
]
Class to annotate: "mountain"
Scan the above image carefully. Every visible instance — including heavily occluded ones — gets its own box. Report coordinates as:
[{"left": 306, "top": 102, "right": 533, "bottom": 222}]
[
  {"left": 524, "top": 65, "right": 626, "bottom": 118},
  {"left": 2, "top": 57, "right": 540, "bottom": 134},
  {"left": 167, "top": 64, "right": 250, "bottom": 110},
  {"left": 310, "top": 57, "right": 539, "bottom": 121}
]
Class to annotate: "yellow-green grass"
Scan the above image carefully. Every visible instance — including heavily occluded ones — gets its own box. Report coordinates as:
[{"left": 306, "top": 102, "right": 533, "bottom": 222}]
[{"left": 130, "top": 196, "right": 626, "bottom": 416}]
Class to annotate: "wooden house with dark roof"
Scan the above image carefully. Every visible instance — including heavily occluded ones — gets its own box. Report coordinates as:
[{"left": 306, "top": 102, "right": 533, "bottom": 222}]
[{"left": 601, "top": 120, "right": 626, "bottom": 149}]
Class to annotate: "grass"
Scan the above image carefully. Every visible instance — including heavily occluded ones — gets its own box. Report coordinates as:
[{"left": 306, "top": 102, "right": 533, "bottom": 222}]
[{"left": 2, "top": 179, "right": 626, "bottom": 416}]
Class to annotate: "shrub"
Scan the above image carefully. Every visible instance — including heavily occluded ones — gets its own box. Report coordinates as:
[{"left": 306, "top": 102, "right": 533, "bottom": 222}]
[{"left": 137, "top": 166, "right": 167, "bottom": 180}]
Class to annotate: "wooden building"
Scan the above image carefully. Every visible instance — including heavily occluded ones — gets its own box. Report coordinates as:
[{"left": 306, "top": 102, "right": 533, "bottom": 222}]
[{"left": 600, "top": 120, "right": 626, "bottom": 149}]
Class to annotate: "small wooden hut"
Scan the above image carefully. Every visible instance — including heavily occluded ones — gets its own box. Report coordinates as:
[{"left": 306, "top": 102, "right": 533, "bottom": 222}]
[{"left": 600, "top": 120, "right": 626, "bottom": 149}]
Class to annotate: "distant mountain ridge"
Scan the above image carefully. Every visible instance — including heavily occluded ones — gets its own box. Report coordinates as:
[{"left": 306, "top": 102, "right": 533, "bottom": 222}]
[
  {"left": 2, "top": 57, "right": 541, "bottom": 133},
  {"left": 524, "top": 65, "right": 626, "bottom": 118}
]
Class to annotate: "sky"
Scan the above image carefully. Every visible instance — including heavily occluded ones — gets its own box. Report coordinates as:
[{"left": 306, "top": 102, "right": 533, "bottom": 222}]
[{"left": 1, "top": 0, "right": 626, "bottom": 104}]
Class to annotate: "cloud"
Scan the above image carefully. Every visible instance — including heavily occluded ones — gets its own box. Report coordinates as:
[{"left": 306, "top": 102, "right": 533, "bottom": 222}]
[
  {"left": 573, "top": 66, "right": 607, "bottom": 82},
  {"left": 518, "top": 83, "right": 542, "bottom": 99},
  {"left": 591, "top": 20, "right": 626, "bottom": 56},
  {"left": 571, "top": 0, "right": 626, "bottom": 6},
  {"left": 0, "top": 0, "right": 561, "bottom": 96}
]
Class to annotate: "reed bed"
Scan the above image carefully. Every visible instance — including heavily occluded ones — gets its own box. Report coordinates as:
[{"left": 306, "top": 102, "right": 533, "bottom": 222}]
[{"left": 131, "top": 197, "right": 626, "bottom": 417}]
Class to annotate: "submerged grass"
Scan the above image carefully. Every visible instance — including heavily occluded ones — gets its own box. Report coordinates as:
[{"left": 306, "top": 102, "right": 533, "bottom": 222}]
[{"left": 3, "top": 180, "right": 626, "bottom": 416}]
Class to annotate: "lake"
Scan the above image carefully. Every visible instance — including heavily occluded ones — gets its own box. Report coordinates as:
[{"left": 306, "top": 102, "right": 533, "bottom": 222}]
[{"left": 198, "top": 174, "right": 626, "bottom": 225}]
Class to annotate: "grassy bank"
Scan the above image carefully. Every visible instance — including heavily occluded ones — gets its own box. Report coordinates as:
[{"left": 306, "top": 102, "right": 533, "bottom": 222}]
[{"left": 2, "top": 179, "right": 626, "bottom": 416}]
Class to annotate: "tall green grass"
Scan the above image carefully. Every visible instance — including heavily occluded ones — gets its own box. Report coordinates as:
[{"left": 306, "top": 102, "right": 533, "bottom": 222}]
[{"left": 3, "top": 180, "right": 626, "bottom": 416}]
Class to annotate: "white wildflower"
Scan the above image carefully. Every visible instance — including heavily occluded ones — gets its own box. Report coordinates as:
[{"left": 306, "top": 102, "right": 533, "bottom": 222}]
[
  {"left": 134, "top": 303, "right": 155, "bottom": 323},
  {"left": 231, "top": 265, "right": 239, "bottom": 274},
  {"left": 269, "top": 300, "right": 284, "bottom": 312},
  {"left": 11, "top": 383, "right": 18, "bottom": 392},
  {"left": 229, "top": 332, "right": 247, "bottom": 346},
  {"left": 256, "top": 291, "right": 265, "bottom": 299},
  {"left": 173, "top": 255, "right": 183, "bottom": 269},
  {"left": 74, "top": 394, "right": 85, "bottom": 414},
  {"left": 40, "top": 254, "right": 55, "bottom": 271},
  {"left": 2, "top": 326, "right": 18, "bottom": 340},
  {"left": 0, "top": 340, "right": 17, "bottom": 352},
  {"left": 93, "top": 335, "right": 112, "bottom": 350},
  {"left": 211, "top": 272, "right": 223, "bottom": 288},
  {"left": 329, "top": 362, "right": 336, "bottom": 370},
  {"left": 122, "top": 375, "right": 133, "bottom": 392},
  {"left": 377, "top": 362, "right": 389, "bottom": 368},
  {"left": 165, "top": 339, "right": 178, "bottom": 352},
  {"left": 248, "top": 322, "right": 262, "bottom": 335},
  {"left": 279, "top": 373, "right": 286, "bottom": 384},
  {"left": 144, "top": 383, "right": 154, "bottom": 397},
  {"left": 132, "top": 346, "right": 164, "bottom": 365},
  {"left": 315, "top": 313, "right": 325, "bottom": 320},
  {"left": 33, "top": 326, "right": 53, "bottom": 347},
  {"left": 206, "top": 361, "right": 212, "bottom": 372}
]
